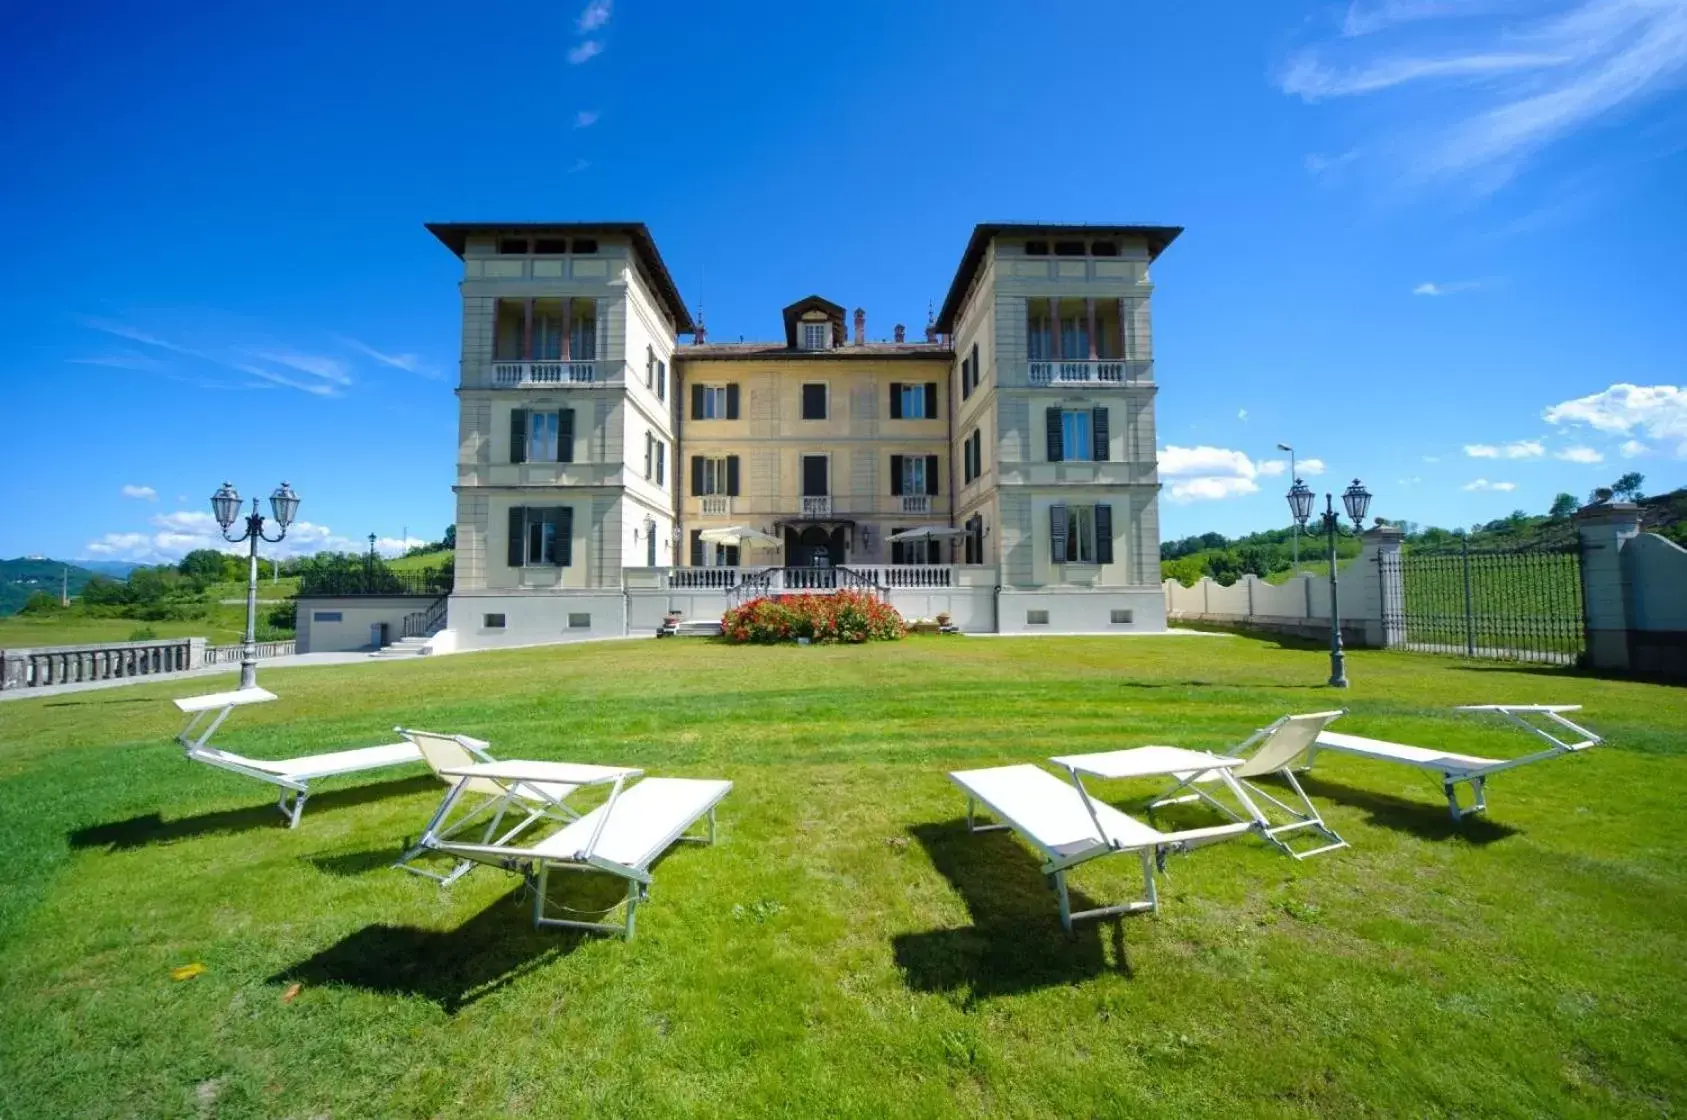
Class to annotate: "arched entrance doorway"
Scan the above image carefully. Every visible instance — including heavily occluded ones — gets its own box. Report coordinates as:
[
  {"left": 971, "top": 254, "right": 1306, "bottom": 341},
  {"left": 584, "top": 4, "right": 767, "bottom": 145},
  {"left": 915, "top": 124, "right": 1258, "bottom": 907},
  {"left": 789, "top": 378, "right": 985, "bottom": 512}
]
[{"left": 784, "top": 525, "right": 847, "bottom": 567}]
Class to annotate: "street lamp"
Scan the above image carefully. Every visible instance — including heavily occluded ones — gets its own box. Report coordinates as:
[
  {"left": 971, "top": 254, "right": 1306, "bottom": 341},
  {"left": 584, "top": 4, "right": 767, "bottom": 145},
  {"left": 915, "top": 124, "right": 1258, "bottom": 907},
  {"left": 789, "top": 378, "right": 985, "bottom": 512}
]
[
  {"left": 211, "top": 481, "right": 299, "bottom": 690},
  {"left": 1277, "top": 442, "right": 1299, "bottom": 573},
  {"left": 1287, "top": 476, "right": 1371, "bottom": 688}
]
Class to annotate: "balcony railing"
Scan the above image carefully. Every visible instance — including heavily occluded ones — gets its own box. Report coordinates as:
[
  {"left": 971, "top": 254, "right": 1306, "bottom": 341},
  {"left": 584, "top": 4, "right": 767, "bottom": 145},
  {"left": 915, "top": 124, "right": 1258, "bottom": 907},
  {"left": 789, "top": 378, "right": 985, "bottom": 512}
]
[
  {"left": 491, "top": 360, "right": 598, "bottom": 387},
  {"left": 1027, "top": 360, "right": 1147, "bottom": 386},
  {"left": 801, "top": 495, "right": 832, "bottom": 517},
  {"left": 700, "top": 495, "right": 731, "bottom": 517},
  {"left": 899, "top": 495, "right": 931, "bottom": 514}
]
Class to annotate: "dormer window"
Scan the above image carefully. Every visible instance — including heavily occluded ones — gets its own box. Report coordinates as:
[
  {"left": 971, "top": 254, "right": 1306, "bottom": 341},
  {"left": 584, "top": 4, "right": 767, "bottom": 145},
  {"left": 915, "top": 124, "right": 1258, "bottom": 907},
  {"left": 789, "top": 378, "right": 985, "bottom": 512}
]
[{"left": 801, "top": 321, "right": 831, "bottom": 351}]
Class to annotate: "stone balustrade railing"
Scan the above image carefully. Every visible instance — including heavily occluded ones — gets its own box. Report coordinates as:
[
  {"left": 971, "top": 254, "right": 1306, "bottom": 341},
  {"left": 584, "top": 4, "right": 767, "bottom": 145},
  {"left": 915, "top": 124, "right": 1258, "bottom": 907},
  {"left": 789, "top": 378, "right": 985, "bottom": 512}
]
[{"left": 0, "top": 637, "right": 207, "bottom": 691}]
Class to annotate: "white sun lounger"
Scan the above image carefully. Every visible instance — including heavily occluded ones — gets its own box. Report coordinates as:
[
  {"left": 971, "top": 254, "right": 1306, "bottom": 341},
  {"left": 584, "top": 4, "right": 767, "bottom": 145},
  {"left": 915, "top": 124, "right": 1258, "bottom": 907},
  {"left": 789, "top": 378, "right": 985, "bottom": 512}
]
[
  {"left": 172, "top": 687, "right": 422, "bottom": 827},
  {"left": 1312, "top": 704, "right": 1602, "bottom": 820},
  {"left": 951, "top": 762, "right": 1252, "bottom": 932},
  {"left": 1148, "top": 711, "right": 1350, "bottom": 859},
  {"left": 392, "top": 728, "right": 583, "bottom": 885},
  {"left": 418, "top": 760, "right": 732, "bottom": 939}
]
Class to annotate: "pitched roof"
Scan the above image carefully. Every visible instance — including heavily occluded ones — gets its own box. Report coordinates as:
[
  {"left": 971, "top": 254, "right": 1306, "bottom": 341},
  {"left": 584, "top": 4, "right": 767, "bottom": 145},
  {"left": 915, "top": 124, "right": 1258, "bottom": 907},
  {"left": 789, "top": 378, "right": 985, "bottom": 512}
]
[
  {"left": 934, "top": 223, "right": 1183, "bottom": 333},
  {"left": 424, "top": 222, "right": 694, "bottom": 333},
  {"left": 780, "top": 295, "right": 847, "bottom": 349}
]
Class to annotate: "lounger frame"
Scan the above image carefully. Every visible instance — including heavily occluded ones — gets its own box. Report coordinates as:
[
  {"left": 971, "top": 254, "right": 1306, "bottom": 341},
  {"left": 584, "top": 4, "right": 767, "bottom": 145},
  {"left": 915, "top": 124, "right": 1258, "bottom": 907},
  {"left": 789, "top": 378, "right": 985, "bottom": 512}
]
[{"left": 1311, "top": 704, "right": 1602, "bottom": 820}]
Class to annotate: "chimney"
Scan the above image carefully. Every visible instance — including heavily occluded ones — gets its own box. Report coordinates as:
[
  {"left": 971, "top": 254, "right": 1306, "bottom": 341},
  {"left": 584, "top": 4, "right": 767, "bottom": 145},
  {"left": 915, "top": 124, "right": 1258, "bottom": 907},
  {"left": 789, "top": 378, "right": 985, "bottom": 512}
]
[
  {"left": 894, "top": 323, "right": 905, "bottom": 343},
  {"left": 924, "top": 302, "right": 938, "bottom": 343},
  {"left": 693, "top": 308, "right": 707, "bottom": 344},
  {"left": 853, "top": 307, "right": 865, "bottom": 346}
]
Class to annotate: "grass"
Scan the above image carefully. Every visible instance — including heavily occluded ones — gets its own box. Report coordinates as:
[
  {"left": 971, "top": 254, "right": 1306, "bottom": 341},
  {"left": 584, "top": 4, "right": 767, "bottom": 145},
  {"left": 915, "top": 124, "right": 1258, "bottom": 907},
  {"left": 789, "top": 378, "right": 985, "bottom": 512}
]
[
  {"left": 0, "top": 610, "right": 250, "bottom": 650},
  {"left": 1, "top": 635, "right": 1683, "bottom": 1117}
]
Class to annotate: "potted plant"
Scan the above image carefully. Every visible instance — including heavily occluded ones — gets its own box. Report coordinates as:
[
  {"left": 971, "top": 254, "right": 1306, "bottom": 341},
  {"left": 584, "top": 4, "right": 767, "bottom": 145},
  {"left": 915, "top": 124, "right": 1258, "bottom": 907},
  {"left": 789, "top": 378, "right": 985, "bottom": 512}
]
[{"left": 935, "top": 611, "right": 952, "bottom": 629}]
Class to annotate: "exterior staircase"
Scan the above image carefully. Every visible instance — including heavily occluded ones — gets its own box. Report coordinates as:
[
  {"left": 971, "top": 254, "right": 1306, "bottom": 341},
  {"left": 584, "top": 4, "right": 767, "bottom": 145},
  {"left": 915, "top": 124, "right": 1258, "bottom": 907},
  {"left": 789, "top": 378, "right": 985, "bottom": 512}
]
[{"left": 371, "top": 635, "right": 434, "bottom": 659}]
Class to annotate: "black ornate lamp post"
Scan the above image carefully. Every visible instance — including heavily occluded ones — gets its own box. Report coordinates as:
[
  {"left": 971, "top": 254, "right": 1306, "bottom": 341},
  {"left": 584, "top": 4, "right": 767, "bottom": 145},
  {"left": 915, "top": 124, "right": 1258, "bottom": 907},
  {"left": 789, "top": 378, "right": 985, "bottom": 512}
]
[
  {"left": 211, "top": 481, "right": 299, "bottom": 690},
  {"left": 1287, "top": 477, "right": 1371, "bottom": 688}
]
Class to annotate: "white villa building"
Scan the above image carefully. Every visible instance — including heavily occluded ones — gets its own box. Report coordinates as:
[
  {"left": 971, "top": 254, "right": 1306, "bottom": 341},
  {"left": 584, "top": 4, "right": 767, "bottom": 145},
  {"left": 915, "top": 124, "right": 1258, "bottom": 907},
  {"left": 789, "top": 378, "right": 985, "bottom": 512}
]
[{"left": 295, "top": 221, "right": 1180, "bottom": 653}]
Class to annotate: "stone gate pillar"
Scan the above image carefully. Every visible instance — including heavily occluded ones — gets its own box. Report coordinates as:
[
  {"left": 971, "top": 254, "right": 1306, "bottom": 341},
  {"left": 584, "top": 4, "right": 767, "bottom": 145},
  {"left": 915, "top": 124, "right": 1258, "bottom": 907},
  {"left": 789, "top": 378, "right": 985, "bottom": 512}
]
[
  {"left": 1354, "top": 525, "right": 1405, "bottom": 647},
  {"left": 1574, "top": 501, "right": 1641, "bottom": 671}
]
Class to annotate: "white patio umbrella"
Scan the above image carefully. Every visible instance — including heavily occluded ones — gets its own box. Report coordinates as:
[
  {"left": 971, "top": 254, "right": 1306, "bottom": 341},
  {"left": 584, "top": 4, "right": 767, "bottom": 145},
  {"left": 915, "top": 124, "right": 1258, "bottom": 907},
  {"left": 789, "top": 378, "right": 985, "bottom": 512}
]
[
  {"left": 887, "top": 525, "right": 967, "bottom": 542},
  {"left": 698, "top": 525, "right": 781, "bottom": 547}
]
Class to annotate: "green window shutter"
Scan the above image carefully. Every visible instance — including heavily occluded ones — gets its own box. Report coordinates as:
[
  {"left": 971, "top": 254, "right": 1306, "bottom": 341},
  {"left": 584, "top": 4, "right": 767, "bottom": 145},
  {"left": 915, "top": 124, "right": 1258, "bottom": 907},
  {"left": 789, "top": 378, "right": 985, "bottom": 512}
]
[
  {"left": 925, "top": 454, "right": 939, "bottom": 496},
  {"left": 509, "top": 409, "right": 527, "bottom": 464},
  {"left": 690, "top": 530, "right": 703, "bottom": 567},
  {"left": 692, "top": 383, "right": 705, "bottom": 420},
  {"left": 555, "top": 507, "right": 573, "bottom": 566},
  {"left": 1094, "top": 504, "right": 1114, "bottom": 565},
  {"left": 1046, "top": 408, "right": 1064, "bottom": 462},
  {"left": 726, "top": 383, "right": 740, "bottom": 420},
  {"left": 971, "top": 344, "right": 979, "bottom": 392},
  {"left": 1050, "top": 502, "right": 1069, "bottom": 561},
  {"left": 889, "top": 383, "right": 902, "bottom": 419},
  {"left": 558, "top": 409, "right": 575, "bottom": 463},
  {"left": 890, "top": 455, "right": 904, "bottom": 496},
  {"left": 1092, "top": 407, "right": 1109, "bottom": 462},
  {"left": 925, "top": 383, "right": 938, "bottom": 419},
  {"left": 727, "top": 455, "right": 741, "bottom": 496},
  {"left": 507, "top": 506, "right": 525, "bottom": 567},
  {"left": 691, "top": 456, "right": 704, "bottom": 497}
]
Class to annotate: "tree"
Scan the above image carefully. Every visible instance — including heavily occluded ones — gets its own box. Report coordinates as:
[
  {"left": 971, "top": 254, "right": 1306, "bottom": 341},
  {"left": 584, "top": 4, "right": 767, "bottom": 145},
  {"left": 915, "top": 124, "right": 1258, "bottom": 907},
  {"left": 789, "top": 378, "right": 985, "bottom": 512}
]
[
  {"left": 1549, "top": 492, "right": 1578, "bottom": 519},
  {"left": 18, "top": 590, "right": 63, "bottom": 615},
  {"left": 178, "top": 549, "right": 227, "bottom": 582},
  {"left": 443, "top": 524, "right": 456, "bottom": 550},
  {"left": 1589, "top": 486, "right": 1615, "bottom": 505},
  {"left": 1612, "top": 472, "right": 1645, "bottom": 501}
]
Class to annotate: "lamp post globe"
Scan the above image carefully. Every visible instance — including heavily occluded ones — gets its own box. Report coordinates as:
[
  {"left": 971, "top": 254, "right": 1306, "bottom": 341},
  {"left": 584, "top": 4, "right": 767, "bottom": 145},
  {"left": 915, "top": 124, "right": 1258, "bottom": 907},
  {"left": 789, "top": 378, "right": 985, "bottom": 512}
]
[
  {"left": 270, "top": 481, "right": 300, "bottom": 529},
  {"left": 211, "top": 482, "right": 242, "bottom": 531},
  {"left": 1284, "top": 476, "right": 1373, "bottom": 690}
]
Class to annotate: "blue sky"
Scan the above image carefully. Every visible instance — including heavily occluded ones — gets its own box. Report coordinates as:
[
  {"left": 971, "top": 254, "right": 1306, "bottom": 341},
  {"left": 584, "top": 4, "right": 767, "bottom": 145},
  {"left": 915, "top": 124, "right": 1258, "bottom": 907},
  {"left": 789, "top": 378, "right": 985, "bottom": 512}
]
[{"left": 2, "top": 0, "right": 1684, "bottom": 563}]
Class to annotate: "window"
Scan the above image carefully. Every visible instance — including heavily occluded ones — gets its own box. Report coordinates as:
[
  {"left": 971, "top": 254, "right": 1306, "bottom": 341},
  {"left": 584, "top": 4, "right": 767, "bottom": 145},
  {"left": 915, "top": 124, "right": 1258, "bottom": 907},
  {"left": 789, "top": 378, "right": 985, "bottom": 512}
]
[
  {"left": 801, "top": 383, "right": 828, "bottom": 420},
  {"left": 1049, "top": 502, "right": 1115, "bottom": 565},
  {"left": 573, "top": 238, "right": 598, "bottom": 254},
  {"left": 568, "top": 613, "right": 591, "bottom": 629},
  {"left": 890, "top": 382, "right": 937, "bottom": 420},
  {"left": 1025, "top": 240, "right": 1049, "bottom": 256},
  {"left": 1045, "top": 407, "right": 1108, "bottom": 463},
  {"left": 1026, "top": 610, "right": 1050, "bottom": 625},
  {"left": 484, "top": 613, "right": 507, "bottom": 629},
  {"left": 507, "top": 506, "right": 572, "bottom": 567},
  {"left": 647, "top": 528, "right": 657, "bottom": 567},
  {"left": 510, "top": 408, "right": 574, "bottom": 463},
  {"left": 1092, "top": 240, "right": 1119, "bottom": 256},
  {"left": 801, "top": 455, "right": 829, "bottom": 496},
  {"left": 533, "top": 237, "right": 568, "bottom": 254},
  {"left": 690, "top": 455, "right": 740, "bottom": 496},
  {"left": 1110, "top": 609, "right": 1134, "bottom": 624},
  {"left": 1054, "top": 240, "right": 1085, "bottom": 256},
  {"left": 964, "top": 515, "right": 984, "bottom": 565},
  {"left": 644, "top": 433, "right": 666, "bottom": 483},
  {"left": 801, "top": 321, "right": 830, "bottom": 351},
  {"left": 312, "top": 611, "right": 342, "bottom": 623},
  {"left": 570, "top": 309, "right": 597, "bottom": 361},
  {"left": 692, "top": 383, "right": 737, "bottom": 420},
  {"left": 890, "top": 454, "right": 939, "bottom": 497},
  {"left": 891, "top": 536, "right": 942, "bottom": 564},
  {"left": 963, "top": 428, "right": 983, "bottom": 484},
  {"left": 655, "top": 358, "right": 666, "bottom": 401},
  {"left": 960, "top": 355, "right": 972, "bottom": 401},
  {"left": 497, "top": 237, "right": 528, "bottom": 254}
]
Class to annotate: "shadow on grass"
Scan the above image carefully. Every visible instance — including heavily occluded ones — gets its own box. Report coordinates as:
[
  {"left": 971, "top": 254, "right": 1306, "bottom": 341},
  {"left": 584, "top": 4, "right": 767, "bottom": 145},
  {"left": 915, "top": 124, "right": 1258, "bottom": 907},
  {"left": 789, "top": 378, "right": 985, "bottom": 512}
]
[
  {"left": 269, "top": 886, "right": 592, "bottom": 1014},
  {"left": 309, "top": 848, "right": 402, "bottom": 877},
  {"left": 67, "top": 775, "right": 439, "bottom": 851},
  {"left": 1293, "top": 774, "right": 1517, "bottom": 844},
  {"left": 892, "top": 819, "right": 1130, "bottom": 1000},
  {"left": 1449, "top": 662, "right": 1685, "bottom": 687}
]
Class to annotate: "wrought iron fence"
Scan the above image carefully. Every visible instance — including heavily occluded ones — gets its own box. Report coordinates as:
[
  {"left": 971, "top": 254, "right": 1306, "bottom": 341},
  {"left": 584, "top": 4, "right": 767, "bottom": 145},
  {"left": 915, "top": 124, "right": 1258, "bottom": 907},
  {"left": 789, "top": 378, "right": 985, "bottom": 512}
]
[
  {"left": 298, "top": 567, "right": 452, "bottom": 597},
  {"left": 1385, "top": 540, "right": 1584, "bottom": 665}
]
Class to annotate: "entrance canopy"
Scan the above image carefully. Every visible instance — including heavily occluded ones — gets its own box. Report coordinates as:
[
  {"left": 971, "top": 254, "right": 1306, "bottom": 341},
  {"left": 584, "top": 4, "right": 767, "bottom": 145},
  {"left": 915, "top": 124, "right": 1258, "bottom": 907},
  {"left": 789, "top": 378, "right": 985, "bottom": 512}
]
[{"left": 887, "top": 526, "right": 967, "bottom": 542}]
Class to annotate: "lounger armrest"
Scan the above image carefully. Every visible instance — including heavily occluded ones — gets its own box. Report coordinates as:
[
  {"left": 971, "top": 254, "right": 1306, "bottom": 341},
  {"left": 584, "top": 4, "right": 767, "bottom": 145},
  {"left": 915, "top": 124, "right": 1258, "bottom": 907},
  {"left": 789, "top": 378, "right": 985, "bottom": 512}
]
[{"left": 1159, "top": 821, "right": 1254, "bottom": 849}]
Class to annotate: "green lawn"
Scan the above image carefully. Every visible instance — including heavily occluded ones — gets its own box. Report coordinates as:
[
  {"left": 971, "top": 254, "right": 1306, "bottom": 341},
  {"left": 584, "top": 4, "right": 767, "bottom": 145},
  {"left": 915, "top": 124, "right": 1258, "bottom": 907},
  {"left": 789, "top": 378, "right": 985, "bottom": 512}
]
[
  {"left": 1, "top": 635, "right": 1682, "bottom": 1117},
  {"left": 0, "top": 611, "right": 248, "bottom": 650}
]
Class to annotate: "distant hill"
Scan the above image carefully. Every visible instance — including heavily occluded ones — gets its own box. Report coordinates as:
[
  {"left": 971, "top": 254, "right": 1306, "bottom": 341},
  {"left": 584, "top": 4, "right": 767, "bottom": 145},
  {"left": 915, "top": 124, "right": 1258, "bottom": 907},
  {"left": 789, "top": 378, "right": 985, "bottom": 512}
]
[
  {"left": 79, "top": 560, "right": 143, "bottom": 577},
  {"left": 0, "top": 558, "right": 103, "bottom": 617}
]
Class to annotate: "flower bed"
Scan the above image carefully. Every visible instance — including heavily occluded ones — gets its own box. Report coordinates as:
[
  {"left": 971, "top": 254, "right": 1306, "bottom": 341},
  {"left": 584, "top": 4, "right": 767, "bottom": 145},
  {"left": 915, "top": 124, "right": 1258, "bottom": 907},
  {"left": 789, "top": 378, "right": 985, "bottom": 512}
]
[{"left": 721, "top": 590, "right": 906, "bottom": 644}]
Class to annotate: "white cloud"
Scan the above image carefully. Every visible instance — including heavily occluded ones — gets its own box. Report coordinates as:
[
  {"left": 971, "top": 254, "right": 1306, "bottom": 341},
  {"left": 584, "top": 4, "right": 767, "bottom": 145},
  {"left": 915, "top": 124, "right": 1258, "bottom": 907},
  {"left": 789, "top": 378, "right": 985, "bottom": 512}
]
[
  {"left": 568, "top": 39, "right": 603, "bottom": 64},
  {"left": 1422, "top": 455, "right": 1440, "bottom": 463},
  {"left": 120, "top": 484, "right": 157, "bottom": 501},
  {"left": 1398, "top": 475, "right": 1424, "bottom": 485},
  {"left": 1463, "top": 478, "right": 1518, "bottom": 492},
  {"left": 1156, "top": 445, "right": 1322, "bottom": 502},
  {"left": 1279, "top": 0, "right": 1687, "bottom": 189},
  {"left": 1305, "top": 149, "right": 1360, "bottom": 174},
  {"left": 577, "top": 0, "right": 612, "bottom": 32},
  {"left": 234, "top": 363, "right": 341, "bottom": 397},
  {"left": 575, "top": 109, "right": 601, "bottom": 129},
  {"left": 1257, "top": 460, "right": 1287, "bottom": 478},
  {"left": 339, "top": 337, "right": 438, "bottom": 378},
  {"left": 1237, "top": 408, "right": 1249, "bottom": 421},
  {"left": 1299, "top": 458, "right": 1327, "bottom": 476},
  {"left": 83, "top": 509, "right": 429, "bottom": 564},
  {"left": 1620, "top": 439, "right": 1651, "bottom": 457},
  {"left": 1465, "top": 440, "right": 1543, "bottom": 459},
  {"left": 1555, "top": 445, "right": 1604, "bottom": 463},
  {"left": 1413, "top": 279, "right": 1486, "bottom": 296},
  {"left": 247, "top": 348, "right": 351, "bottom": 386},
  {"left": 1543, "top": 384, "right": 1687, "bottom": 455}
]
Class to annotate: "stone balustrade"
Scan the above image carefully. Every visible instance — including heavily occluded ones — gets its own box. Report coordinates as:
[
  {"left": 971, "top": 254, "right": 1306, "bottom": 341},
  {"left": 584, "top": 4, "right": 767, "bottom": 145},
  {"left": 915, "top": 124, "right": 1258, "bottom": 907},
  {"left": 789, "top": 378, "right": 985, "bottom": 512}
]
[{"left": 0, "top": 637, "right": 207, "bottom": 691}]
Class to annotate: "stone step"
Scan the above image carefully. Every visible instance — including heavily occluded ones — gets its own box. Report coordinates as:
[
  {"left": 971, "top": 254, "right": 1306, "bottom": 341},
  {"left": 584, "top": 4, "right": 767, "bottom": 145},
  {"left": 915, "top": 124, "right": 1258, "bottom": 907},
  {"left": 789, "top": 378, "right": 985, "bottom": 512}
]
[{"left": 663, "top": 619, "right": 723, "bottom": 638}]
